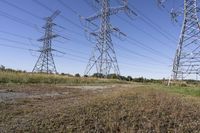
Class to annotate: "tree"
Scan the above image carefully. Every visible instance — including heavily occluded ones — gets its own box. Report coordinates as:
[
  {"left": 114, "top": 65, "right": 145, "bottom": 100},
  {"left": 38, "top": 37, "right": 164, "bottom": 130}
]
[
  {"left": 84, "top": 75, "right": 88, "bottom": 78},
  {"left": 75, "top": 73, "right": 81, "bottom": 77},
  {"left": 107, "top": 74, "right": 119, "bottom": 79},
  {"left": 133, "top": 77, "right": 145, "bottom": 82},
  {"left": 92, "top": 73, "right": 104, "bottom": 78},
  {"left": 0, "top": 65, "right": 5, "bottom": 71},
  {"left": 127, "top": 76, "right": 133, "bottom": 81}
]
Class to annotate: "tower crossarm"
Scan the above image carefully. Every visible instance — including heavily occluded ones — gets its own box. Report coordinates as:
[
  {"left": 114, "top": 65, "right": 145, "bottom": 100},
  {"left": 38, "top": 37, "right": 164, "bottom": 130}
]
[
  {"left": 49, "top": 10, "right": 61, "bottom": 21},
  {"left": 110, "top": 26, "right": 126, "bottom": 36},
  {"left": 109, "top": 5, "right": 136, "bottom": 16},
  {"left": 86, "top": 12, "right": 102, "bottom": 22},
  {"left": 38, "top": 34, "right": 59, "bottom": 42},
  {"left": 86, "top": 3, "right": 136, "bottom": 22}
]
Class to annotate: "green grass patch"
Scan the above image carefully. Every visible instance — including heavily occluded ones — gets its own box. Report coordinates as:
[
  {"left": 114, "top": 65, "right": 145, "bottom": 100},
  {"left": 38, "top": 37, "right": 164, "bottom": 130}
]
[
  {"left": 0, "top": 71, "right": 128, "bottom": 85},
  {"left": 150, "top": 83, "right": 200, "bottom": 97},
  {"left": 168, "top": 86, "right": 200, "bottom": 97}
]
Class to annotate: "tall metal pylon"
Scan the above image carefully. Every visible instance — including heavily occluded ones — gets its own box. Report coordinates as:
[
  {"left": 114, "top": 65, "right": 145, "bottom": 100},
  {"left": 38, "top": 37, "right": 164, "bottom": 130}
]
[
  {"left": 171, "top": 0, "right": 200, "bottom": 80},
  {"left": 32, "top": 10, "right": 61, "bottom": 74},
  {"left": 83, "top": 0, "right": 136, "bottom": 77}
]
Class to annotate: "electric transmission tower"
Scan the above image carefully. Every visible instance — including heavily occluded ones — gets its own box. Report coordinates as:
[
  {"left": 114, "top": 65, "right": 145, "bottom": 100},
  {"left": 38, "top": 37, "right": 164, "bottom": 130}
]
[
  {"left": 83, "top": 0, "right": 136, "bottom": 77},
  {"left": 172, "top": 0, "right": 200, "bottom": 80},
  {"left": 32, "top": 10, "right": 61, "bottom": 74},
  {"left": 159, "top": 0, "right": 200, "bottom": 81}
]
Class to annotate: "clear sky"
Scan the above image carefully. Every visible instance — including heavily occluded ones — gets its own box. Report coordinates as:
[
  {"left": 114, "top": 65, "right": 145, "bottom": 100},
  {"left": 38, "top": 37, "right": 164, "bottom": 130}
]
[{"left": 0, "top": 0, "right": 184, "bottom": 79}]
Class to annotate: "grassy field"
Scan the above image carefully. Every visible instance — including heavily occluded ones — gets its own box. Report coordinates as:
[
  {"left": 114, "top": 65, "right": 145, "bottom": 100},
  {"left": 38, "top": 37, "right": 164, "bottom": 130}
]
[
  {"left": 0, "top": 71, "right": 127, "bottom": 85},
  {"left": 0, "top": 81, "right": 200, "bottom": 132}
]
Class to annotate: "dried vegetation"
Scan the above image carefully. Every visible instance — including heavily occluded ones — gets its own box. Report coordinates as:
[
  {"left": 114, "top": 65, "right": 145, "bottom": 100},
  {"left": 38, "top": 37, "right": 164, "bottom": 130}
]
[{"left": 0, "top": 84, "right": 200, "bottom": 132}]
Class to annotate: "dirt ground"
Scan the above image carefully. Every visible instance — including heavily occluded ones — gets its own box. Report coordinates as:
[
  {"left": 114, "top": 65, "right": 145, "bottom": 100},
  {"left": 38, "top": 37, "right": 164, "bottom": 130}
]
[{"left": 0, "top": 84, "right": 200, "bottom": 133}]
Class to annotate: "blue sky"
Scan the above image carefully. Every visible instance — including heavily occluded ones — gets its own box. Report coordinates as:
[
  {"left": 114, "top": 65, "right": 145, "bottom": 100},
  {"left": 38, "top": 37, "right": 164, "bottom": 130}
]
[{"left": 0, "top": 0, "right": 184, "bottom": 79}]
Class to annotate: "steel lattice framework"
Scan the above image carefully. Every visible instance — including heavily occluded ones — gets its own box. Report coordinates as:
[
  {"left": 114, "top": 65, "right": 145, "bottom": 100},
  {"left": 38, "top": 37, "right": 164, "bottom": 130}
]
[
  {"left": 32, "top": 10, "right": 60, "bottom": 74},
  {"left": 172, "top": 0, "right": 200, "bottom": 80},
  {"left": 84, "top": 0, "right": 136, "bottom": 77}
]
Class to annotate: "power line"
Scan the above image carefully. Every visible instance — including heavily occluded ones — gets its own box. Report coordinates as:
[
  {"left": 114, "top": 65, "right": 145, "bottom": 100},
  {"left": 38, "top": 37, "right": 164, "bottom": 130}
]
[
  {"left": 60, "top": 52, "right": 169, "bottom": 73},
  {"left": 0, "top": 0, "right": 172, "bottom": 74},
  {"left": 0, "top": 37, "right": 38, "bottom": 48},
  {"left": 82, "top": 0, "right": 172, "bottom": 60},
  {"left": 32, "top": 0, "right": 83, "bottom": 29},
  {"left": 0, "top": 41, "right": 169, "bottom": 74},
  {"left": 115, "top": 43, "right": 168, "bottom": 65},
  {"left": 119, "top": 63, "right": 170, "bottom": 74},
  {"left": 0, "top": 30, "right": 168, "bottom": 67},
  {"left": 126, "top": 36, "right": 172, "bottom": 60},
  {"left": 0, "top": 29, "right": 89, "bottom": 56},
  {"left": 0, "top": 43, "right": 88, "bottom": 65},
  {"left": 57, "top": 0, "right": 81, "bottom": 17},
  {"left": 31, "top": 0, "right": 90, "bottom": 45},
  {"left": 83, "top": 0, "right": 99, "bottom": 12},
  {"left": 55, "top": 25, "right": 83, "bottom": 37},
  {"left": 0, "top": 8, "right": 89, "bottom": 49},
  {"left": 0, "top": 30, "right": 69, "bottom": 48},
  {"left": 55, "top": 0, "right": 171, "bottom": 60},
  {"left": 0, "top": 43, "right": 31, "bottom": 51},
  {"left": 0, "top": 23, "right": 90, "bottom": 59},
  {"left": 0, "top": 30, "right": 36, "bottom": 41},
  {"left": 0, "top": 1, "right": 168, "bottom": 65},
  {"left": 0, "top": 8, "right": 90, "bottom": 71},
  {"left": 129, "top": 2, "right": 177, "bottom": 43},
  {"left": 0, "top": 0, "right": 43, "bottom": 20},
  {"left": 60, "top": 0, "right": 171, "bottom": 66},
  {"left": 0, "top": 0, "right": 85, "bottom": 41},
  {"left": 53, "top": 7, "right": 170, "bottom": 71},
  {"left": 0, "top": 35, "right": 168, "bottom": 67},
  {"left": 117, "top": 15, "right": 173, "bottom": 49},
  {"left": 0, "top": 9, "right": 39, "bottom": 30}
]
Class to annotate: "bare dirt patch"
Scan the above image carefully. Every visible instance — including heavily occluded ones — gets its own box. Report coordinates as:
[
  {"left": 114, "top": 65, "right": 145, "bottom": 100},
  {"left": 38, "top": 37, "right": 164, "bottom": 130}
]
[{"left": 0, "top": 84, "right": 120, "bottom": 103}]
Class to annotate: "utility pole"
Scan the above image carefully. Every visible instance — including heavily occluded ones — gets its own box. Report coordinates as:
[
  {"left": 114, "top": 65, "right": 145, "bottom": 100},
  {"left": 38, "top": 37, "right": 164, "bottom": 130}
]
[
  {"left": 32, "top": 10, "right": 61, "bottom": 74},
  {"left": 83, "top": 0, "right": 136, "bottom": 77}
]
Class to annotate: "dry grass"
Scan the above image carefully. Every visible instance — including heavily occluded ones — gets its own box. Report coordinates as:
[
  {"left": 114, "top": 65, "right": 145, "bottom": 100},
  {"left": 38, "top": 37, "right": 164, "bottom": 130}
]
[
  {"left": 0, "top": 71, "right": 127, "bottom": 85},
  {"left": 0, "top": 84, "right": 200, "bottom": 132}
]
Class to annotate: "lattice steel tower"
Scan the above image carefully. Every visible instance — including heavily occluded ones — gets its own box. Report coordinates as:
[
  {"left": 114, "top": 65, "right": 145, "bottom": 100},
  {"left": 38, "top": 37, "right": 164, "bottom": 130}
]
[
  {"left": 32, "top": 10, "right": 60, "bottom": 74},
  {"left": 84, "top": 0, "right": 136, "bottom": 77},
  {"left": 171, "top": 0, "right": 200, "bottom": 80}
]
